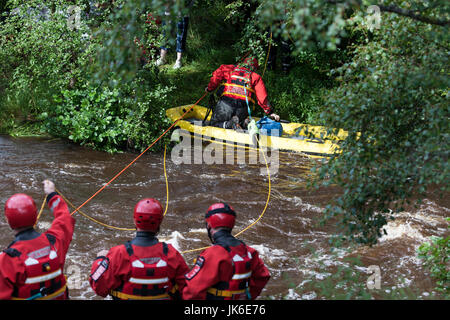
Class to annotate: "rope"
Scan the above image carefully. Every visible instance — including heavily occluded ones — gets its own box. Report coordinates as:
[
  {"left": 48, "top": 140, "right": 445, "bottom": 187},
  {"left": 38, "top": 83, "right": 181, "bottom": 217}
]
[
  {"left": 57, "top": 188, "right": 135, "bottom": 231},
  {"left": 69, "top": 92, "right": 207, "bottom": 217},
  {"left": 47, "top": 131, "right": 271, "bottom": 247},
  {"left": 163, "top": 144, "right": 169, "bottom": 216},
  {"left": 34, "top": 195, "right": 47, "bottom": 227},
  {"left": 234, "top": 137, "right": 270, "bottom": 237},
  {"left": 45, "top": 129, "right": 271, "bottom": 243},
  {"left": 52, "top": 142, "right": 171, "bottom": 231},
  {"left": 261, "top": 28, "right": 273, "bottom": 79}
]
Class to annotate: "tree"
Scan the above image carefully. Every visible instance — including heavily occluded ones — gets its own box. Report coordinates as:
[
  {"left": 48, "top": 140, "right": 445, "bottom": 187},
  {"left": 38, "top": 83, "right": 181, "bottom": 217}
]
[{"left": 253, "top": 0, "right": 449, "bottom": 244}]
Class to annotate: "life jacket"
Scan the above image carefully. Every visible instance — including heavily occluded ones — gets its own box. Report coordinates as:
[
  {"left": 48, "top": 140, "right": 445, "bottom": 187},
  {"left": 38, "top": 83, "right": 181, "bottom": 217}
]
[
  {"left": 206, "top": 243, "right": 253, "bottom": 300},
  {"left": 110, "top": 241, "right": 174, "bottom": 300},
  {"left": 221, "top": 65, "right": 256, "bottom": 105},
  {"left": 4, "top": 234, "right": 68, "bottom": 300}
]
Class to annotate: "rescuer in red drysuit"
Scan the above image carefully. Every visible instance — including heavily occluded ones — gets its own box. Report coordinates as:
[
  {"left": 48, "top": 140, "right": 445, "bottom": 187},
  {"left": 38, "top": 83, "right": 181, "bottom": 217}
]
[
  {"left": 89, "top": 198, "right": 189, "bottom": 300},
  {"left": 183, "top": 203, "right": 270, "bottom": 300},
  {"left": 0, "top": 180, "right": 76, "bottom": 300},
  {"left": 205, "top": 57, "right": 280, "bottom": 130}
]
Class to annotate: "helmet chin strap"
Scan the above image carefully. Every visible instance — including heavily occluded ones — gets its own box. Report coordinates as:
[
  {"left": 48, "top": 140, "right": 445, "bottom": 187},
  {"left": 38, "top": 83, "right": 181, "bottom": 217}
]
[
  {"left": 206, "top": 223, "right": 214, "bottom": 243},
  {"left": 207, "top": 225, "right": 234, "bottom": 244}
]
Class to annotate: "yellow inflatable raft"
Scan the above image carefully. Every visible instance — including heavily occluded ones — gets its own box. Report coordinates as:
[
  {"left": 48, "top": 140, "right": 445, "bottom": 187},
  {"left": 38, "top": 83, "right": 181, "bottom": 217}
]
[{"left": 166, "top": 105, "right": 347, "bottom": 158}]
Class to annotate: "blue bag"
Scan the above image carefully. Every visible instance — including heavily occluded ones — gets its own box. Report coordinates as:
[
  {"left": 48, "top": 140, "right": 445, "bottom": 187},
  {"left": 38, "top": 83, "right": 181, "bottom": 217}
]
[{"left": 256, "top": 116, "right": 283, "bottom": 137}]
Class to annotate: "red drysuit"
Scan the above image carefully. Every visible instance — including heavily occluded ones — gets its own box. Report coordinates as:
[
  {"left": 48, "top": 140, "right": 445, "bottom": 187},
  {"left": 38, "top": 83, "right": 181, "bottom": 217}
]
[
  {"left": 183, "top": 231, "right": 270, "bottom": 300},
  {"left": 207, "top": 64, "right": 273, "bottom": 115},
  {"left": 0, "top": 193, "right": 75, "bottom": 300},
  {"left": 89, "top": 234, "right": 189, "bottom": 300}
]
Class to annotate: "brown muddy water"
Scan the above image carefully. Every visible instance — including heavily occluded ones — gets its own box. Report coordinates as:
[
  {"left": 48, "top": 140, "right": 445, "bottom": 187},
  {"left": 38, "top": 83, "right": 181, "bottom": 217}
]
[{"left": 0, "top": 135, "right": 448, "bottom": 300}]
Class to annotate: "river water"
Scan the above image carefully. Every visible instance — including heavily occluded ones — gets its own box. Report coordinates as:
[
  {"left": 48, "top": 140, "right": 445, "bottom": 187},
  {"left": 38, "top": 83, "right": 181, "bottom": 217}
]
[{"left": 0, "top": 135, "right": 448, "bottom": 299}]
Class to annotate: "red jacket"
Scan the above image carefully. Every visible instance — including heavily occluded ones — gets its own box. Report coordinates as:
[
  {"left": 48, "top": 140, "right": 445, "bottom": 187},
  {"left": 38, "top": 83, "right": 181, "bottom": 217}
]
[
  {"left": 207, "top": 64, "right": 273, "bottom": 115},
  {"left": 183, "top": 232, "right": 270, "bottom": 300},
  {"left": 89, "top": 235, "right": 189, "bottom": 300},
  {"left": 0, "top": 194, "right": 75, "bottom": 300}
]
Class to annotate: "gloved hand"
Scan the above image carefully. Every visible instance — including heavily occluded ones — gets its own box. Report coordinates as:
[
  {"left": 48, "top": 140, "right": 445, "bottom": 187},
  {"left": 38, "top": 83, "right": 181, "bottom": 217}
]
[
  {"left": 270, "top": 113, "right": 280, "bottom": 121},
  {"left": 43, "top": 180, "right": 56, "bottom": 195}
]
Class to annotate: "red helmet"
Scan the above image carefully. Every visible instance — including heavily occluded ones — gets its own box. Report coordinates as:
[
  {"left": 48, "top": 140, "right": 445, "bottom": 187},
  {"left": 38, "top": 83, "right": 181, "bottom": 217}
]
[
  {"left": 133, "top": 198, "right": 164, "bottom": 232},
  {"left": 242, "top": 56, "right": 259, "bottom": 71},
  {"left": 4, "top": 193, "right": 37, "bottom": 229},
  {"left": 205, "top": 203, "right": 236, "bottom": 230}
]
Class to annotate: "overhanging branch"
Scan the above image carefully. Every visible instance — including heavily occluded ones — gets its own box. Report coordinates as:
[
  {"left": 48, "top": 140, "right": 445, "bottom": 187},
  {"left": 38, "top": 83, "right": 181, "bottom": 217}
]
[{"left": 378, "top": 4, "right": 449, "bottom": 26}]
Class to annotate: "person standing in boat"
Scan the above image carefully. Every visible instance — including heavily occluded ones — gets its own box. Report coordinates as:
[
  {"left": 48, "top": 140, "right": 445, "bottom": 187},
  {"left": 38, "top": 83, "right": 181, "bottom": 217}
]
[
  {"left": 89, "top": 198, "right": 189, "bottom": 300},
  {"left": 183, "top": 203, "right": 270, "bottom": 300},
  {"left": 205, "top": 56, "right": 280, "bottom": 130},
  {"left": 0, "top": 180, "right": 76, "bottom": 300}
]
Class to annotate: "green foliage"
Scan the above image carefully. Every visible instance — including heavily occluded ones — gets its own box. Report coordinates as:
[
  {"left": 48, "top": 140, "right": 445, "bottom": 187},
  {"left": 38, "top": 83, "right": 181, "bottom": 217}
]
[
  {"left": 224, "top": 0, "right": 254, "bottom": 24},
  {"left": 0, "top": 0, "right": 174, "bottom": 152},
  {"left": 89, "top": 0, "right": 149, "bottom": 86},
  {"left": 256, "top": 0, "right": 449, "bottom": 51},
  {"left": 0, "top": 0, "right": 94, "bottom": 124},
  {"left": 44, "top": 75, "right": 173, "bottom": 153},
  {"left": 311, "top": 7, "right": 449, "bottom": 245},
  {"left": 232, "top": 16, "right": 271, "bottom": 65},
  {"left": 256, "top": 0, "right": 349, "bottom": 52},
  {"left": 262, "top": 63, "right": 328, "bottom": 124},
  {"left": 417, "top": 223, "right": 450, "bottom": 295}
]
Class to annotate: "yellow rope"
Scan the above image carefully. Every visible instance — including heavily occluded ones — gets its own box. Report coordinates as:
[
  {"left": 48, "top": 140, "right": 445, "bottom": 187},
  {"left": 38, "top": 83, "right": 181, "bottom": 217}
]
[
  {"left": 163, "top": 144, "right": 169, "bottom": 216},
  {"left": 54, "top": 143, "right": 170, "bottom": 231},
  {"left": 56, "top": 187, "right": 135, "bottom": 231},
  {"left": 34, "top": 195, "right": 47, "bottom": 227},
  {"left": 50, "top": 134, "right": 269, "bottom": 252},
  {"left": 261, "top": 28, "right": 273, "bottom": 79},
  {"left": 234, "top": 137, "right": 271, "bottom": 238}
]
